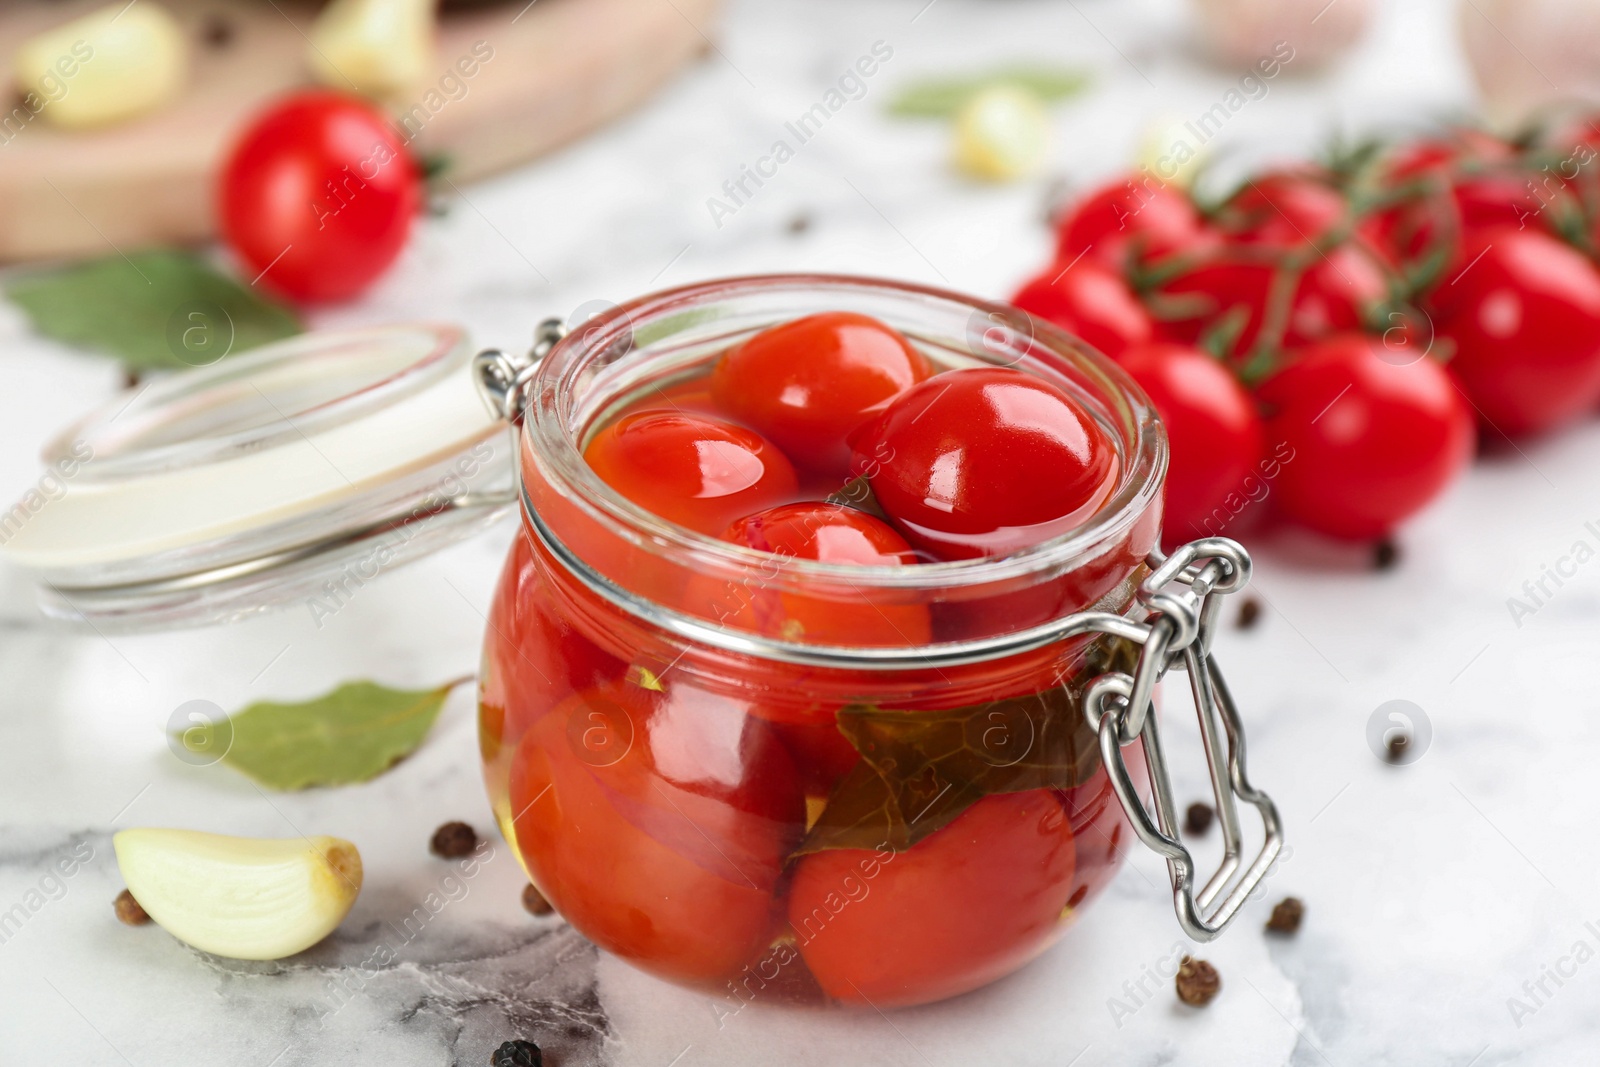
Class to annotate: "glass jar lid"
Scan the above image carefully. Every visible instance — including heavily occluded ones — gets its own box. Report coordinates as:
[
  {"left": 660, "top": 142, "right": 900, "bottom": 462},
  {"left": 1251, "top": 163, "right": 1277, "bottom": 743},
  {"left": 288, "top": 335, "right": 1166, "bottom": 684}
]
[{"left": 1, "top": 324, "right": 516, "bottom": 629}]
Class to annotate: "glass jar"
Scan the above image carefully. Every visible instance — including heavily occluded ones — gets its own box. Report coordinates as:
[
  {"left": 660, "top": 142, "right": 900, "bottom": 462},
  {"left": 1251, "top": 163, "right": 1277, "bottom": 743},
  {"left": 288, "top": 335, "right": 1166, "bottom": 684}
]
[
  {"left": 2, "top": 273, "right": 1279, "bottom": 1012},
  {"left": 477, "top": 276, "right": 1174, "bottom": 1007}
]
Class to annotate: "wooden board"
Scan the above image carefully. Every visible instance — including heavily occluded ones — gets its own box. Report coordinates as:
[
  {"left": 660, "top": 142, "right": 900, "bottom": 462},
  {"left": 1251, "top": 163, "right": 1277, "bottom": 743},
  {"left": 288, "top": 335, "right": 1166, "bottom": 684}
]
[{"left": 0, "top": 0, "right": 719, "bottom": 262}]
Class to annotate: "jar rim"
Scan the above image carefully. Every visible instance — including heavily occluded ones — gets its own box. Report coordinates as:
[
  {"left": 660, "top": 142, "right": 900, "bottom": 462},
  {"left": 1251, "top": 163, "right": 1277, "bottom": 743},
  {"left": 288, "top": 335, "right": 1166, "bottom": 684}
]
[{"left": 522, "top": 272, "right": 1167, "bottom": 594}]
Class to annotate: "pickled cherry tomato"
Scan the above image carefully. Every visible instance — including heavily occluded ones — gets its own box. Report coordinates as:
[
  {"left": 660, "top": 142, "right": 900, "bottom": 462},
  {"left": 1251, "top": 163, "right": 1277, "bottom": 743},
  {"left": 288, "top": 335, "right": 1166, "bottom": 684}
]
[
  {"left": 711, "top": 312, "right": 932, "bottom": 476},
  {"left": 788, "top": 790, "right": 1076, "bottom": 1006},
  {"left": 853, "top": 368, "right": 1120, "bottom": 560},
  {"left": 724, "top": 501, "right": 918, "bottom": 567},
  {"left": 508, "top": 679, "right": 804, "bottom": 984},
  {"left": 1010, "top": 259, "right": 1153, "bottom": 359},
  {"left": 584, "top": 412, "right": 799, "bottom": 535},
  {"left": 713, "top": 502, "right": 932, "bottom": 646}
]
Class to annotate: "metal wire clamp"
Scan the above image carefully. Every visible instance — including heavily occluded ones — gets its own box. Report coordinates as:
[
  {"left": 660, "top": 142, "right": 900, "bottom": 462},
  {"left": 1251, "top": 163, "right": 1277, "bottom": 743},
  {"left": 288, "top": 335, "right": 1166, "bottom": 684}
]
[
  {"left": 1083, "top": 538, "right": 1284, "bottom": 941},
  {"left": 473, "top": 318, "right": 567, "bottom": 423}
]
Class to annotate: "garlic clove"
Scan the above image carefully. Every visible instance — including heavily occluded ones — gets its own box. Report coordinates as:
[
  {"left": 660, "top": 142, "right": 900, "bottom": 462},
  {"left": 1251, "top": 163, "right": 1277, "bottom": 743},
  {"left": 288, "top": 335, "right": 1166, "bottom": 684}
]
[
  {"left": 113, "top": 829, "right": 362, "bottom": 961},
  {"left": 953, "top": 85, "right": 1052, "bottom": 182},
  {"left": 13, "top": 2, "right": 189, "bottom": 130},
  {"left": 308, "top": 0, "right": 438, "bottom": 99}
]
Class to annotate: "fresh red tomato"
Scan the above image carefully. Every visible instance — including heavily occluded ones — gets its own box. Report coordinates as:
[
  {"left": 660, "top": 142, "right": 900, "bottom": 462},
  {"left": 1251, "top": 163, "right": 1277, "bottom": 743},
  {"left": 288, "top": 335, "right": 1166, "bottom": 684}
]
[
  {"left": 219, "top": 90, "right": 420, "bottom": 302},
  {"left": 788, "top": 790, "right": 1076, "bottom": 1006},
  {"left": 852, "top": 368, "right": 1121, "bottom": 560},
  {"left": 1428, "top": 227, "right": 1600, "bottom": 436},
  {"left": 1010, "top": 259, "right": 1154, "bottom": 358},
  {"left": 1256, "top": 334, "right": 1473, "bottom": 540},
  {"left": 711, "top": 502, "right": 932, "bottom": 647},
  {"left": 1054, "top": 175, "right": 1210, "bottom": 268},
  {"left": 1117, "top": 343, "right": 1265, "bottom": 545},
  {"left": 1150, "top": 242, "right": 1388, "bottom": 358},
  {"left": 1359, "top": 134, "right": 1564, "bottom": 279},
  {"left": 711, "top": 313, "right": 931, "bottom": 476},
  {"left": 584, "top": 412, "right": 799, "bottom": 535},
  {"left": 1217, "top": 170, "right": 1348, "bottom": 249},
  {"left": 508, "top": 679, "right": 804, "bottom": 985}
]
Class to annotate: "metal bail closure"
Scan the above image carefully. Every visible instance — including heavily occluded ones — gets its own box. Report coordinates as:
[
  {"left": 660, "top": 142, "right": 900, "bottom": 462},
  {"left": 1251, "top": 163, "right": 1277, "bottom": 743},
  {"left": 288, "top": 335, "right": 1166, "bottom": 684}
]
[
  {"left": 474, "top": 318, "right": 568, "bottom": 424},
  {"left": 1083, "top": 538, "right": 1284, "bottom": 943}
]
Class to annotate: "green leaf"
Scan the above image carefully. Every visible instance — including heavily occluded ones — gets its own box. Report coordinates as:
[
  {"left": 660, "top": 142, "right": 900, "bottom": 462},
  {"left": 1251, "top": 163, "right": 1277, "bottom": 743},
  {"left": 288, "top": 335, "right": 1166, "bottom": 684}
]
[
  {"left": 887, "top": 65, "right": 1091, "bottom": 118},
  {"left": 180, "top": 678, "right": 469, "bottom": 791},
  {"left": 794, "top": 637, "right": 1137, "bottom": 856},
  {"left": 6, "top": 249, "right": 301, "bottom": 370}
]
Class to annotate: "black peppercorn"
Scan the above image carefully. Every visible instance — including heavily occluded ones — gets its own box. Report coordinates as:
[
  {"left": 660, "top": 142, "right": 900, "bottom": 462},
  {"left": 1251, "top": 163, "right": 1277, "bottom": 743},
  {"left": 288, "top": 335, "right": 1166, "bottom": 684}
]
[
  {"left": 1183, "top": 802, "right": 1215, "bottom": 836},
  {"left": 1236, "top": 597, "right": 1262, "bottom": 630},
  {"left": 522, "top": 883, "right": 554, "bottom": 917},
  {"left": 1266, "top": 897, "right": 1304, "bottom": 934},
  {"left": 1374, "top": 539, "right": 1400, "bottom": 571},
  {"left": 490, "top": 1039, "right": 542, "bottom": 1067},
  {"left": 430, "top": 821, "right": 478, "bottom": 858},
  {"left": 114, "top": 889, "right": 150, "bottom": 926},
  {"left": 1175, "top": 955, "right": 1221, "bottom": 1006}
]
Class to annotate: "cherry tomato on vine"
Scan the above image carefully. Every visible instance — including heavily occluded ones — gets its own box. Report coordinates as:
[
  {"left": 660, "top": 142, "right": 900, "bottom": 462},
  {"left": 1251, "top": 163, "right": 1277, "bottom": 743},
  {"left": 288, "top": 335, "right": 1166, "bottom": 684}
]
[
  {"left": 1149, "top": 243, "right": 1388, "bottom": 358},
  {"left": 1358, "top": 134, "right": 1566, "bottom": 278},
  {"left": 852, "top": 368, "right": 1121, "bottom": 560},
  {"left": 220, "top": 90, "right": 420, "bottom": 302},
  {"left": 788, "top": 790, "right": 1076, "bottom": 1006},
  {"left": 1011, "top": 259, "right": 1153, "bottom": 358},
  {"left": 711, "top": 313, "right": 932, "bottom": 476},
  {"left": 1427, "top": 227, "right": 1600, "bottom": 436},
  {"left": 1216, "top": 170, "right": 1348, "bottom": 249},
  {"left": 508, "top": 679, "right": 804, "bottom": 984},
  {"left": 1255, "top": 334, "right": 1472, "bottom": 540},
  {"left": 715, "top": 501, "right": 932, "bottom": 646},
  {"left": 1117, "top": 343, "right": 1265, "bottom": 545},
  {"left": 584, "top": 412, "right": 798, "bottom": 535},
  {"left": 1053, "top": 175, "right": 1211, "bottom": 268}
]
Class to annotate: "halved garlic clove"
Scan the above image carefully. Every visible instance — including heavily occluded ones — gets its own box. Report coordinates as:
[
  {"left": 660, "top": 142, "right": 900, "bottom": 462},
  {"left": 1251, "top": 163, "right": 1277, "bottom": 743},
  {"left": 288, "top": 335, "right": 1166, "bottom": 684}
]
[
  {"left": 953, "top": 85, "right": 1051, "bottom": 182},
  {"left": 113, "top": 829, "right": 362, "bottom": 960},
  {"left": 13, "top": 2, "right": 189, "bottom": 130},
  {"left": 308, "top": 0, "right": 438, "bottom": 99}
]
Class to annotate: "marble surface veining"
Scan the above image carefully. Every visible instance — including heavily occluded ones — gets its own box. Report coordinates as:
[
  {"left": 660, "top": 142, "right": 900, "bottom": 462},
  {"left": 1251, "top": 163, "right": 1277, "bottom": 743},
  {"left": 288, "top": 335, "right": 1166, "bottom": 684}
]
[{"left": 4, "top": 0, "right": 1598, "bottom": 1063}]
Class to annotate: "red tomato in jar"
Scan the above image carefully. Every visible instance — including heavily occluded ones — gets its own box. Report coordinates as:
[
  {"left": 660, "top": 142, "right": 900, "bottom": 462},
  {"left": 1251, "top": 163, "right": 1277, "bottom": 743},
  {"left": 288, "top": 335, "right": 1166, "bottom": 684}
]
[
  {"left": 508, "top": 679, "right": 804, "bottom": 985},
  {"left": 711, "top": 313, "right": 932, "bottom": 477},
  {"left": 1117, "top": 343, "right": 1265, "bottom": 545},
  {"left": 584, "top": 412, "right": 799, "bottom": 535},
  {"left": 852, "top": 368, "right": 1121, "bottom": 560},
  {"left": 788, "top": 790, "right": 1076, "bottom": 1006},
  {"left": 1427, "top": 227, "right": 1600, "bottom": 437},
  {"left": 1011, "top": 259, "right": 1154, "bottom": 359},
  {"left": 1256, "top": 334, "right": 1473, "bottom": 540},
  {"left": 1054, "top": 175, "right": 1210, "bottom": 268},
  {"left": 479, "top": 534, "right": 627, "bottom": 785},
  {"left": 711, "top": 502, "right": 932, "bottom": 647},
  {"left": 220, "top": 90, "right": 420, "bottom": 302}
]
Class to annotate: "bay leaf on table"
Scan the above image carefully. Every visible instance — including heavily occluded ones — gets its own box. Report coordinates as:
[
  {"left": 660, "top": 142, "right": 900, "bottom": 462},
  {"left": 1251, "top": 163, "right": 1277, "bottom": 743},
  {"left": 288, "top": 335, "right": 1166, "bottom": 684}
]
[
  {"left": 178, "top": 678, "right": 470, "bottom": 791},
  {"left": 6, "top": 249, "right": 301, "bottom": 370}
]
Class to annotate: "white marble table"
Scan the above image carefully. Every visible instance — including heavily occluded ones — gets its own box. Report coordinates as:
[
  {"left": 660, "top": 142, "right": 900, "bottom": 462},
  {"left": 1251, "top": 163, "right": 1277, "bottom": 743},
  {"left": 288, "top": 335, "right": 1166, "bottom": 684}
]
[{"left": 3, "top": 0, "right": 1595, "bottom": 1063}]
